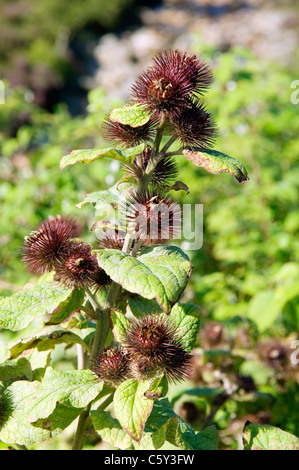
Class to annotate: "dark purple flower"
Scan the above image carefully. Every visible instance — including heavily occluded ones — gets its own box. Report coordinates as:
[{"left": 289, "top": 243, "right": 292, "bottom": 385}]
[
  {"left": 124, "top": 190, "right": 181, "bottom": 245},
  {"left": 171, "top": 100, "right": 217, "bottom": 150},
  {"left": 54, "top": 242, "right": 110, "bottom": 290},
  {"left": 130, "top": 50, "right": 213, "bottom": 120},
  {"left": 101, "top": 115, "right": 157, "bottom": 148},
  {"left": 22, "top": 215, "right": 81, "bottom": 274},
  {"left": 124, "top": 315, "right": 192, "bottom": 383},
  {"left": 91, "top": 347, "right": 131, "bottom": 387}
]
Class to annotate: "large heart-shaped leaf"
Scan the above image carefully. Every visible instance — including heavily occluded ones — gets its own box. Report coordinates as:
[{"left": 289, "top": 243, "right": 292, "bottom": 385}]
[
  {"left": 0, "top": 381, "right": 81, "bottom": 446},
  {"left": 26, "top": 366, "right": 103, "bottom": 423},
  {"left": 183, "top": 149, "right": 249, "bottom": 183},
  {"left": 0, "top": 281, "right": 79, "bottom": 331},
  {"left": 95, "top": 246, "right": 192, "bottom": 313}
]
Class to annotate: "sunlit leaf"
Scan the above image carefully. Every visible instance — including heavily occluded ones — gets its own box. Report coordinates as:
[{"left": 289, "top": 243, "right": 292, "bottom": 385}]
[
  {"left": 95, "top": 246, "right": 192, "bottom": 313},
  {"left": 110, "top": 105, "right": 152, "bottom": 127},
  {"left": 60, "top": 144, "right": 144, "bottom": 169},
  {"left": 243, "top": 422, "right": 299, "bottom": 450},
  {"left": 183, "top": 149, "right": 249, "bottom": 183}
]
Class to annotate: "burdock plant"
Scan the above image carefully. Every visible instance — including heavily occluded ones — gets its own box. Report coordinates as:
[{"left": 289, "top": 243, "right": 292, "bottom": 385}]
[{"left": 0, "top": 50, "right": 250, "bottom": 450}]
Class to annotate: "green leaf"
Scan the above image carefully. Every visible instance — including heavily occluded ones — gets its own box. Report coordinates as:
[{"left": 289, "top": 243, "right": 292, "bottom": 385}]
[
  {"left": 76, "top": 190, "right": 120, "bottom": 210},
  {"left": 0, "top": 381, "right": 80, "bottom": 446},
  {"left": 91, "top": 409, "right": 167, "bottom": 450},
  {"left": 0, "top": 357, "right": 32, "bottom": 382},
  {"left": 128, "top": 297, "right": 163, "bottom": 317},
  {"left": 0, "top": 281, "right": 76, "bottom": 331},
  {"left": 28, "top": 349, "right": 52, "bottom": 382},
  {"left": 33, "top": 403, "right": 82, "bottom": 435},
  {"left": 110, "top": 309, "right": 131, "bottom": 343},
  {"left": 60, "top": 144, "right": 145, "bottom": 169},
  {"left": 91, "top": 410, "right": 135, "bottom": 450},
  {"left": 243, "top": 422, "right": 299, "bottom": 450},
  {"left": 183, "top": 149, "right": 249, "bottom": 183},
  {"left": 144, "top": 375, "right": 168, "bottom": 400},
  {"left": 148, "top": 398, "right": 218, "bottom": 450},
  {"left": 96, "top": 246, "right": 192, "bottom": 313},
  {"left": 171, "top": 417, "right": 218, "bottom": 450},
  {"left": 77, "top": 182, "right": 136, "bottom": 214},
  {"left": 9, "top": 329, "right": 91, "bottom": 360},
  {"left": 113, "top": 378, "right": 154, "bottom": 442},
  {"left": 247, "top": 281, "right": 299, "bottom": 332},
  {"left": 171, "top": 386, "right": 224, "bottom": 406},
  {"left": 110, "top": 105, "right": 152, "bottom": 127},
  {"left": 0, "top": 381, "right": 51, "bottom": 446},
  {"left": 26, "top": 366, "right": 103, "bottom": 423},
  {"left": 106, "top": 392, "right": 217, "bottom": 450},
  {"left": 45, "top": 288, "right": 85, "bottom": 325},
  {"left": 194, "top": 426, "right": 219, "bottom": 450},
  {"left": 165, "top": 302, "right": 200, "bottom": 353}
]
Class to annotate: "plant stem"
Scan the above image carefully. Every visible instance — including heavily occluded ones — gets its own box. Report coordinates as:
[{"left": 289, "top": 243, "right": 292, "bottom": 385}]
[
  {"left": 159, "top": 134, "right": 177, "bottom": 155},
  {"left": 76, "top": 344, "right": 85, "bottom": 370},
  {"left": 97, "top": 392, "right": 114, "bottom": 411},
  {"left": 72, "top": 403, "right": 92, "bottom": 450},
  {"left": 151, "top": 118, "right": 166, "bottom": 159},
  {"left": 72, "top": 234, "right": 133, "bottom": 450},
  {"left": 164, "top": 150, "right": 183, "bottom": 157},
  {"left": 91, "top": 310, "right": 109, "bottom": 357},
  {"left": 85, "top": 287, "right": 101, "bottom": 314}
]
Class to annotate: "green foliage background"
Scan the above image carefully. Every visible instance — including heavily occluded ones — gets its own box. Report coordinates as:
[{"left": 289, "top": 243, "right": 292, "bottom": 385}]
[{"left": 0, "top": 0, "right": 298, "bottom": 450}]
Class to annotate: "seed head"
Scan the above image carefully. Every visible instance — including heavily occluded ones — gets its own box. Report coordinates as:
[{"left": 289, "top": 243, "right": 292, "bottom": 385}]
[
  {"left": 91, "top": 347, "right": 131, "bottom": 387},
  {"left": 124, "top": 190, "right": 181, "bottom": 245},
  {"left": 98, "top": 229, "right": 126, "bottom": 251},
  {"left": 130, "top": 50, "right": 213, "bottom": 120},
  {"left": 22, "top": 215, "right": 81, "bottom": 274},
  {"left": 259, "top": 340, "right": 288, "bottom": 370},
  {"left": 101, "top": 115, "right": 157, "bottom": 148},
  {"left": 171, "top": 100, "right": 217, "bottom": 150},
  {"left": 54, "top": 241, "right": 110, "bottom": 290},
  {"left": 124, "top": 315, "right": 192, "bottom": 383}
]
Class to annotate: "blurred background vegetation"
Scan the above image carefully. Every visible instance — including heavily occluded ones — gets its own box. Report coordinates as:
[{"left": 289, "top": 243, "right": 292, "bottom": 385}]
[{"left": 0, "top": 0, "right": 298, "bottom": 449}]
